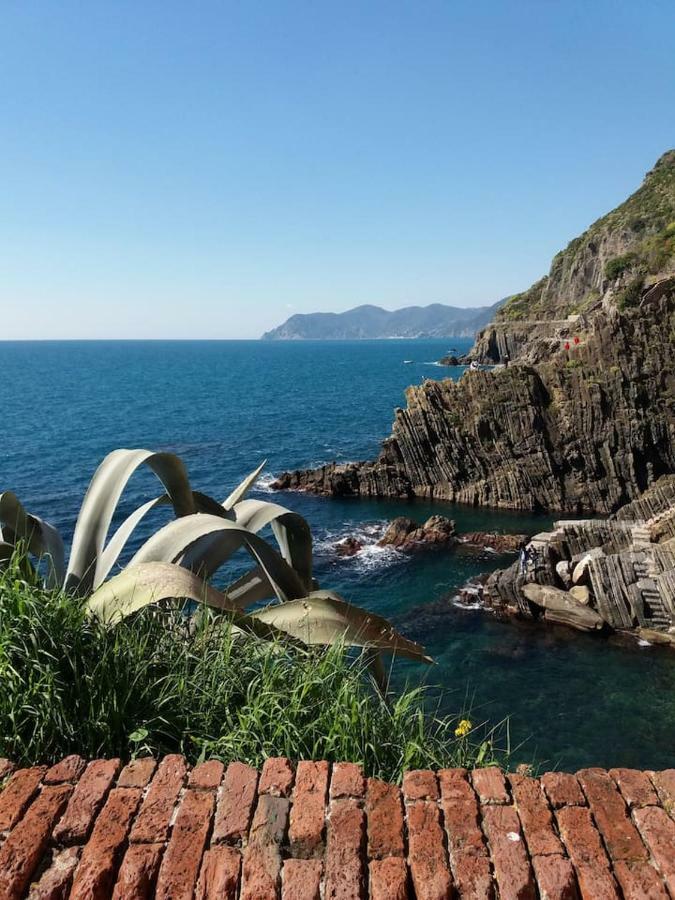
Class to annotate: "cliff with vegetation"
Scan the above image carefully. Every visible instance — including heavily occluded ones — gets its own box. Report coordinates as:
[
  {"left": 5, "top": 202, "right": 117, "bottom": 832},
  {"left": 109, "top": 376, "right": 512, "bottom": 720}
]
[{"left": 273, "top": 153, "right": 675, "bottom": 515}]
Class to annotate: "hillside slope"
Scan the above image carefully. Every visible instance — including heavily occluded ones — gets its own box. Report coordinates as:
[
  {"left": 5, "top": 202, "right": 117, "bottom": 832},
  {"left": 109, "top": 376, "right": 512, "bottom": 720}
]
[
  {"left": 273, "top": 153, "right": 675, "bottom": 514},
  {"left": 261, "top": 300, "right": 502, "bottom": 340}
]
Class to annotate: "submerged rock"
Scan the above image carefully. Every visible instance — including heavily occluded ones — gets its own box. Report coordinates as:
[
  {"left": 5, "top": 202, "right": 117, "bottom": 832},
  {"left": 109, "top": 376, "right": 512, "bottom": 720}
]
[{"left": 335, "top": 537, "right": 363, "bottom": 557}]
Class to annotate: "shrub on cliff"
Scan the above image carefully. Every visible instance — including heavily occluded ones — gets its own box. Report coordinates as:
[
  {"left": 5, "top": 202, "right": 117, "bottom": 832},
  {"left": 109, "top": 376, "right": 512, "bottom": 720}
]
[{"left": 0, "top": 552, "right": 502, "bottom": 779}]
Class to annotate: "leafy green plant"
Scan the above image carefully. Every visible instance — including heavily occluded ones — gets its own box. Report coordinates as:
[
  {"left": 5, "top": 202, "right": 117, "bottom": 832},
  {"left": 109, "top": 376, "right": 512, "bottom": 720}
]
[
  {"left": 0, "top": 449, "right": 430, "bottom": 675},
  {"left": 0, "top": 553, "right": 505, "bottom": 777},
  {"left": 604, "top": 253, "right": 638, "bottom": 280}
]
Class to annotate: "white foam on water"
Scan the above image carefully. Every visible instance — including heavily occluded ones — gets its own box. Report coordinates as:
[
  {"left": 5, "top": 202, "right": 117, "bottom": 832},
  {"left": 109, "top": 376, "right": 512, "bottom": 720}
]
[
  {"left": 255, "top": 471, "right": 279, "bottom": 493},
  {"left": 316, "top": 521, "right": 404, "bottom": 572}
]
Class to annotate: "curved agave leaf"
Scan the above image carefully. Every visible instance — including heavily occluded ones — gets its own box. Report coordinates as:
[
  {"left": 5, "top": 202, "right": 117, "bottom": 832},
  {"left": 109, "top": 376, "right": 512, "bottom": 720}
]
[
  {"left": 129, "top": 514, "right": 306, "bottom": 603},
  {"left": 253, "top": 589, "right": 433, "bottom": 663},
  {"left": 233, "top": 498, "right": 312, "bottom": 591},
  {"left": 224, "top": 565, "right": 274, "bottom": 609},
  {"left": 93, "top": 490, "right": 233, "bottom": 590},
  {"left": 86, "top": 562, "right": 288, "bottom": 644},
  {"left": 0, "top": 491, "right": 65, "bottom": 588},
  {"left": 222, "top": 460, "right": 266, "bottom": 510},
  {"left": 65, "top": 449, "right": 196, "bottom": 595}
]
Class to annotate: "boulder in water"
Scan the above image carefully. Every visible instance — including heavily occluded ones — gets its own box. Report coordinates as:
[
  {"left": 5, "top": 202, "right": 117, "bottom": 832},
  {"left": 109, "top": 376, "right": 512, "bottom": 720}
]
[{"left": 378, "top": 515, "right": 457, "bottom": 550}]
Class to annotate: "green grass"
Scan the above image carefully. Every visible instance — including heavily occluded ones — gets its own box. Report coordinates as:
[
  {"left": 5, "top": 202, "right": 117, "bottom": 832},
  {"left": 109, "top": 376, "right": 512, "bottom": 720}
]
[{"left": 0, "top": 553, "right": 504, "bottom": 780}]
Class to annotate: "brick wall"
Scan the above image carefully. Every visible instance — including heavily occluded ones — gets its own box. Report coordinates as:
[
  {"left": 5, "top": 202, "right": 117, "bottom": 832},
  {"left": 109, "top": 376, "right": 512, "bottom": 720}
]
[{"left": 0, "top": 755, "right": 673, "bottom": 898}]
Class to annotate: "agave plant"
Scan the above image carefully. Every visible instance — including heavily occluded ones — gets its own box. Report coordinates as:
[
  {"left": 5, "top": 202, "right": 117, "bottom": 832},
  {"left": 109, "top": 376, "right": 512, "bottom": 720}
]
[{"left": 0, "top": 449, "right": 431, "bottom": 671}]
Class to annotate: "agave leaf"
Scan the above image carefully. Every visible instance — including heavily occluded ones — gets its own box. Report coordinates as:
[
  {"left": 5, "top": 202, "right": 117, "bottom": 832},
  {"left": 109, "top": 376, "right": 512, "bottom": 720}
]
[
  {"left": 222, "top": 460, "right": 266, "bottom": 510},
  {"left": 233, "top": 498, "right": 312, "bottom": 591},
  {"left": 86, "top": 562, "right": 291, "bottom": 644},
  {"left": 0, "top": 491, "right": 65, "bottom": 588},
  {"left": 224, "top": 565, "right": 275, "bottom": 609},
  {"left": 253, "top": 589, "right": 433, "bottom": 663},
  {"left": 93, "top": 490, "right": 233, "bottom": 590},
  {"left": 129, "top": 514, "right": 306, "bottom": 603},
  {"left": 65, "top": 449, "right": 196, "bottom": 595}
]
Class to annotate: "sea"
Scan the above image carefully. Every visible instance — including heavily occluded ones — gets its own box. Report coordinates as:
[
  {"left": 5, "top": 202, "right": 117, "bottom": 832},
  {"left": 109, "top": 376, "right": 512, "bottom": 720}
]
[{"left": 2, "top": 338, "right": 674, "bottom": 771}]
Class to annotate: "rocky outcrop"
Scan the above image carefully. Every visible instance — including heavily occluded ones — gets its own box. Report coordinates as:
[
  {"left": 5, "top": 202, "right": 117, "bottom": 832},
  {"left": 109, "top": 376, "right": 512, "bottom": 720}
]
[
  {"left": 378, "top": 515, "right": 457, "bottom": 550},
  {"left": 480, "top": 476, "right": 675, "bottom": 637},
  {"left": 273, "top": 280, "right": 675, "bottom": 514},
  {"left": 272, "top": 154, "right": 675, "bottom": 516},
  {"left": 461, "top": 532, "right": 528, "bottom": 553}
]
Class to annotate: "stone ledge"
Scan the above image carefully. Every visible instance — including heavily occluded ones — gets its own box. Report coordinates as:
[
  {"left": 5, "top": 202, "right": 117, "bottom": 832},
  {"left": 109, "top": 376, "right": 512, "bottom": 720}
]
[{"left": 0, "top": 756, "right": 673, "bottom": 898}]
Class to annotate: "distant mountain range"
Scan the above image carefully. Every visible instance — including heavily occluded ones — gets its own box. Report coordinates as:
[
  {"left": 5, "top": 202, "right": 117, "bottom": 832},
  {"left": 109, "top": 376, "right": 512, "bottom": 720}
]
[{"left": 261, "top": 301, "right": 505, "bottom": 340}]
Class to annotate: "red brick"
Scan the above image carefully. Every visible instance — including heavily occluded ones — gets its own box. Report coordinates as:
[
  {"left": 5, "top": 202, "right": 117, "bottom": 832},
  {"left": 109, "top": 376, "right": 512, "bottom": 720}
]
[
  {"left": 0, "top": 760, "right": 14, "bottom": 781},
  {"left": 369, "top": 857, "right": 408, "bottom": 900},
  {"left": 402, "top": 769, "right": 439, "bottom": 801},
  {"left": 650, "top": 769, "right": 675, "bottom": 815},
  {"left": 540, "top": 772, "right": 585, "bottom": 809},
  {"left": 366, "top": 778, "right": 405, "bottom": 859},
  {"left": 577, "top": 768, "right": 647, "bottom": 861},
  {"left": 27, "top": 846, "right": 80, "bottom": 900},
  {"left": 53, "top": 758, "right": 120, "bottom": 844},
  {"left": 189, "top": 760, "right": 225, "bottom": 791},
  {"left": 129, "top": 753, "right": 187, "bottom": 843},
  {"left": 118, "top": 757, "right": 157, "bottom": 789},
  {"left": 481, "top": 805, "right": 536, "bottom": 900},
  {"left": 609, "top": 768, "right": 659, "bottom": 808},
  {"left": 289, "top": 761, "right": 329, "bottom": 858},
  {"left": 614, "top": 859, "right": 670, "bottom": 899},
  {"left": 195, "top": 846, "right": 241, "bottom": 900},
  {"left": 324, "top": 799, "right": 365, "bottom": 900},
  {"left": 472, "top": 767, "right": 509, "bottom": 804},
  {"left": 633, "top": 805, "right": 675, "bottom": 895},
  {"left": 212, "top": 761, "right": 258, "bottom": 845},
  {"left": 556, "top": 806, "right": 619, "bottom": 899},
  {"left": 531, "top": 854, "right": 578, "bottom": 900},
  {"left": 282, "top": 858, "right": 322, "bottom": 900},
  {"left": 240, "top": 795, "right": 289, "bottom": 900},
  {"left": 155, "top": 789, "right": 214, "bottom": 900},
  {"left": 509, "top": 774, "right": 563, "bottom": 857},
  {"left": 330, "top": 762, "right": 365, "bottom": 800},
  {"left": 259, "top": 757, "right": 294, "bottom": 798},
  {"left": 439, "top": 772, "right": 486, "bottom": 860},
  {"left": 69, "top": 787, "right": 143, "bottom": 900},
  {"left": 451, "top": 852, "right": 493, "bottom": 899},
  {"left": 44, "top": 755, "right": 86, "bottom": 784},
  {"left": 0, "top": 784, "right": 71, "bottom": 899},
  {"left": 438, "top": 768, "right": 473, "bottom": 803},
  {"left": 0, "top": 766, "right": 46, "bottom": 831},
  {"left": 407, "top": 800, "right": 452, "bottom": 899},
  {"left": 112, "top": 843, "right": 164, "bottom": 900}
]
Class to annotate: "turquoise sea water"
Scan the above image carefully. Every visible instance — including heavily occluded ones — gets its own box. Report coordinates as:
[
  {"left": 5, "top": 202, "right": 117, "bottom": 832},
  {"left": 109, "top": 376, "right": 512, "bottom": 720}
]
[{"left": 1, "top": 339, "right": 674, "bottom": 771}]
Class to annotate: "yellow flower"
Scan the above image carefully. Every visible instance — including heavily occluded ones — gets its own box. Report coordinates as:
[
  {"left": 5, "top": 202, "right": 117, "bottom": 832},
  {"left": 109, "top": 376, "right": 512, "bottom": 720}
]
[{"left": 454, "top": 719, "right": 472, "bottom": 737}]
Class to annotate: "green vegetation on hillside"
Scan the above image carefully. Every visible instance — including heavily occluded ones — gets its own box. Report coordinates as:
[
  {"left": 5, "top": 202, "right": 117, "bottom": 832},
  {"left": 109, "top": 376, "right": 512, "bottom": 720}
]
[{"left": 0, "top": 552, "right": 503, "bottom": 779}]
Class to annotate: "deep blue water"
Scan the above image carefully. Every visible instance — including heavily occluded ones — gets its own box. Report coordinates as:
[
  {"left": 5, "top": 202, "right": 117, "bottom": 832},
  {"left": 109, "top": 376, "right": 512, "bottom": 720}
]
[{"left": 2, "top": 339, "right": 674, "bottom": 771}]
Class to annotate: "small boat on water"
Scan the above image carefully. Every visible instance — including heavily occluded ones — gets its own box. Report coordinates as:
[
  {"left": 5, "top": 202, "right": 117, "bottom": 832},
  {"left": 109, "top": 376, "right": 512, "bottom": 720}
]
[{"left": 403, "top": 359, "right": 413, "bottom": 364}]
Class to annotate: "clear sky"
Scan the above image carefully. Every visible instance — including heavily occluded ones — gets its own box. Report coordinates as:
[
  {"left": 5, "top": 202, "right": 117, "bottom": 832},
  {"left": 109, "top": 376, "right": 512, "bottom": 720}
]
[{"left": 1, "top": 1, "right": 674, "bottom": 339}]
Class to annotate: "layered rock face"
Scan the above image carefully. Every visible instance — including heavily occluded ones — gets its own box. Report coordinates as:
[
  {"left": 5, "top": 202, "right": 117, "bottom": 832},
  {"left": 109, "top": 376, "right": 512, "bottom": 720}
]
[
  {"left": 482, "top": 476, "right": 675, "bottom": 637},
  {"left": 274, "top": 152, "right": 675, "bottom": 516}
]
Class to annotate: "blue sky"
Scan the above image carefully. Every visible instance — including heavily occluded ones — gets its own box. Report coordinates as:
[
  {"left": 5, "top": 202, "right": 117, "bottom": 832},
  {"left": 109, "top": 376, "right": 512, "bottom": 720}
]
[{"left": 1, "top": 1, "right": 674, "bottom": 339}]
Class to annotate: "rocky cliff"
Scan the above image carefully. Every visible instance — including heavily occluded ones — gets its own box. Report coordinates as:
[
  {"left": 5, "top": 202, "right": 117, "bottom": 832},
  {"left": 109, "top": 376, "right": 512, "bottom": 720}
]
[{"left": 273, "top": 153, "right": 675, "bottom": 515}]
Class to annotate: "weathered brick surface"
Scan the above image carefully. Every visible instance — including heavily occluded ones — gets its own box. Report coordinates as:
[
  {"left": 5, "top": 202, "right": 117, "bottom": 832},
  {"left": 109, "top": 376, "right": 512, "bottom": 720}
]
[
  {"left": 609, "top": 767, "right": 659, "bottom": 808},
  {"left": 0, "top": 784, "right": 71, "bottom": 899},
  {"left": 541, "top": 771, "right": 586, "bottom": 809},
  {"left": 27, "top": 846, "right": 80, "bottom": 900},
  {"left": 481, "top": 804, "right": 536, "bottom": 900},
  {"left": 196, "top": 845, "right": 241, "bottom": 900},
  {"left": 112, "top": 843, "right": 164, "bottom": 900},
  {"left": 369, "top": 856, "right": 408, "bottom": 900},
  {"left": 155, "top": 789, "right": 215, "bottom": 899},
  {"left": 0, "top": 759, "right": 14, "bottom": 781},
  {"left": 330, "top": 762, "right": 365, "bottom": 800},
  {"left": 129, "top": 753, "right": 187, "bottom": 844},
  {"left": 289, "top": 761, "right": 329, "bottom": 858},
  {"left": 212, "top": 761, "right": 259, "bottom": 845},
  {"left": 44, "top": 755, "right": 86, "bottom": 785},
  {"left": 0, "top": 756, "right": 673, "bottom": 899},
  {"left": 366, "top": 778, "right": 405, "bottom": 860},
  {"left": 0, "top": 766, "right": 46, "bottom": 831},
  {"left": 53, "top": 758, "right": 120, "bottom": 844},
  {"left": 406, "top": 800, "right": 451, "bottom": 899},
  {"left": 282, "top": 858, "right": 322, "bottom": 900},
  {"left": 259, "top": 757, "right": 294, "bottom": 798},
  {"left": 69, "top": 787, "right": 143, "bottom": 900},
  {"left": 577, "top": 768, "right": 648, "bottom": 862}
]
